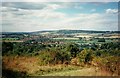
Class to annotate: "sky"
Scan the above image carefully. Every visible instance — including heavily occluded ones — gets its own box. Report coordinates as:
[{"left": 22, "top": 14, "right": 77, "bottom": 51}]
[{"left": 1, "top": 2, "right": 119, "bottom": 32}]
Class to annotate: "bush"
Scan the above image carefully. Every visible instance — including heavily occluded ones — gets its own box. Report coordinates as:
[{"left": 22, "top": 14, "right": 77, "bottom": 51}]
[
  {"left": 66, "top": 43, "right": 80, "bottom": 57},
  {"left": 93, "top": 56, "right": 120, "bottom": 76},
  {"left": 98, "top": 38, "right": 105, "bottom": 42},
  {"left": 100, "top": 56, "right": 120, "bottom": 75},
  {"left": 77, "top": 49, "right": 94, "bottom": 64},
  {"left": 39, "top": 47, "right": 71, "bottom": 65},
  {"left": 39, "top": 51, "right": 55, "bottom": 65}
]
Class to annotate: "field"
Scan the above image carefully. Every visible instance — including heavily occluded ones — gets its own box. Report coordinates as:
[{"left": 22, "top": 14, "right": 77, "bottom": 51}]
[
  {"left": 53, "top": 37, "right": 79, "bottom": 40},
  {"left": 2, "top": 30, "right": 120, "bottom": 77}
]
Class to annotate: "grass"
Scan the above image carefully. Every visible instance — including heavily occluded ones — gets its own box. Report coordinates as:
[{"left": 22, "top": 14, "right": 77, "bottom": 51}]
[
  {"left": 42, "top": 67, "right": 98, "bottom": 76},
  {"left": 42, "top": 66, "right": 113, "bottom": 76},
  {"left": 32, "top": 65, "right": 82, "bottom": 76},
  {"left": 2, "top": 56, "right": 82, "bottom": 76},
  {"left": 2, "top": 56, "right": 115, "bottom": 76},
  {"left": 2, "top": 56, "right": 81, "bottom": 76}
]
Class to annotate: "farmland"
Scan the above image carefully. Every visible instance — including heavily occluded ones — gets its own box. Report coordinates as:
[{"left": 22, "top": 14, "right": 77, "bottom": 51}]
[{"left": 2, "top": 30, "right": 120, "bottom": 77}]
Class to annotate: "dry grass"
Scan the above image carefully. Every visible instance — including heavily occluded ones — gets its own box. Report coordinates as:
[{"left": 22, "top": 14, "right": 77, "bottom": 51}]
[
  {"left": 2, "top": 56, "right": 40, "bottom": 74},
  {"left": 2, "top": 56, "right": 115, "bottom": 76},
  {"left": 2, "top": 56, "right": 79, "bottom": 75},
  {"left": 42, "top": 66, "right": 113, "bottom": 76}
]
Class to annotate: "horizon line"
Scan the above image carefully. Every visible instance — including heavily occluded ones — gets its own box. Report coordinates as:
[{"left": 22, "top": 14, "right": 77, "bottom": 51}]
[{"left": 1, "top": 29, "right": 120, "bottom": 33}]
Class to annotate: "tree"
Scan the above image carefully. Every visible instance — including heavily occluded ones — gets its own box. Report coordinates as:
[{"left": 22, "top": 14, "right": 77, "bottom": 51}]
[
  {"left": 66, "top": 43, "right": 79, "bottom": 57},
  {"left": 77, "top": 49, "right": 94, "bottom": 64},
  {"left": 2, "top": 42, "right": 13, "bottom": 55},
  {"left": 98, "top": 38, "right": 105, "bottom": 42}
]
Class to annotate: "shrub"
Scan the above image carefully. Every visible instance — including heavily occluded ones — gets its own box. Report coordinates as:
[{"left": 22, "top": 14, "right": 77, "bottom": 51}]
[
  {"left": 77, "top": 49, "right": 94, "bottom": 64},
  {"left": 39, "top": 47, "right": 71, "bottom": 65},
  {"left": 66, "top": 43, "right": 79, "bottom": 57},
  {"left": 93, "top": 56, "right": 120, "bottom": 76},
  {"left": 39, "top": 51, "right": 55, "bottom": 65},
  {"left": 98, "top": 38, "right": 105, "bottom": 42}
]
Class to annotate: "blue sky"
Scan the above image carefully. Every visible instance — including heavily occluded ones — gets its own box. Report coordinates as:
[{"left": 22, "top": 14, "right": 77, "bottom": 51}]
[
  {"left": 55, "top": 2, "right": 118, "bottom": 14},
  {"left": 1, "top": 2, "right": 119, "bottom": 32}
]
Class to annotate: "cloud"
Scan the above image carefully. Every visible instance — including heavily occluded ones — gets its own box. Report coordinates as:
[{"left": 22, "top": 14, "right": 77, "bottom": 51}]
[
  {"left": 56, "top": 13, "right": 117, "bottom": 30},
  {"left": 44, "top": 4, "right": 61, "bottom": 10},
  {"left": 2, "top": 0, "right": 119, "bottom": 2},
  {"left": 2, "top": 12, "right": 118, "bottom": 32},
  {"left": 2, "top": 2, "right": 74, "bottom": 11},
  {"left": 2, "top": 2, "right": 47, "bottom": 10},
  {"left": 106, "top": 9, "right": 118, "bottom": 14},
  {"left": 1, "top": 2, "right": 118, "bottom": 32}
]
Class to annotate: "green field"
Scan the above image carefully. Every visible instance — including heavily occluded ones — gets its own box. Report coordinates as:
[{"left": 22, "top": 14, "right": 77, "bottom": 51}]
[{"left": 53, "top": 37, "right": 79, "bottom": 40}]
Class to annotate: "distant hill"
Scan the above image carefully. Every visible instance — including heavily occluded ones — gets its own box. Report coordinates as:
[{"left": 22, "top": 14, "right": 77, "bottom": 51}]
[
  {"left": 56, "top": 30, "right": 108, "bottom": 34},
  {"left": 57, "top": 30, "right": 120, "bottom": 34},
  {"left": 32, "top": 30, "right": 120, "bottom": 34},
  {"left": 2, "top": 32, "right": 31, "bottom": 35},
  {"left": 2, "top": 30, "right": 120, "bottom": 35}
]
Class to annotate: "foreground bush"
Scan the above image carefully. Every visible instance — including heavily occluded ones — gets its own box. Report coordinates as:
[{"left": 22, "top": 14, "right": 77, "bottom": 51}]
[
  {"left": 77, "top": 49, "right": 94, "bottom": 65},
  {"left": 39, "top": 48, "right": 71, "bottom": 65},
  {"left": 93, "top": 56, "right": 120, "bottom": 76}
]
